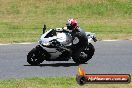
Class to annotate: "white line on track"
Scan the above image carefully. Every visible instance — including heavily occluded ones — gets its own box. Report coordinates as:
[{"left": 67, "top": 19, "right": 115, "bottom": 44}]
[
  {"left": 102, "top": 40, "right": 119, "bottom": 42},
  {"left": 0, "top": 39, "right": 132, "bottom": 45},
  {"left": 15, "top": 42, "right": 33, "bottom": 44},
  {"left": 102, "top": 39, "right": 132, "bottom": 41},
  {"left": 0, "top": 42, "right": 33, "bottom": 45},
  {"left": 0, "top": 44, "right": 10, "bottom": 45}
]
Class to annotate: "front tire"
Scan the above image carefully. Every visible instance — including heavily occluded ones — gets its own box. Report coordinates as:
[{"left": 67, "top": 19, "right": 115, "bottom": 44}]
[{"left": 27, "top": 48, "right": 43, "bottom": 65}]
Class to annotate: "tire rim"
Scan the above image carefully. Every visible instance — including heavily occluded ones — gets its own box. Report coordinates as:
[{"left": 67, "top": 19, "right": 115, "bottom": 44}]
[{"left": 30, "top": 53, "right": 38, "bottom": 62}]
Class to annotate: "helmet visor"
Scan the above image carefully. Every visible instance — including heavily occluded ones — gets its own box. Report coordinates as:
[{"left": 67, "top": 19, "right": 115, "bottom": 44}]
[
  {"left": 66, "top": 23, "right": 70, "bottom": 26},
  {"left": 67, "top": 26, "right": 73, "bottom": 30}
]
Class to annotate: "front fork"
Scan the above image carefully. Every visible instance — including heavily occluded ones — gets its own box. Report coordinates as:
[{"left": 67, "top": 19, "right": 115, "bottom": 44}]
[{"left": 36, "top": 45, "right": 51, "bottom": 59}]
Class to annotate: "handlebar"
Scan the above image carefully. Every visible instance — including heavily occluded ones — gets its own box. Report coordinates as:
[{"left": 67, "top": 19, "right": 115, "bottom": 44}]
[{"left": 49, "top": 39, "right": 61, "bottom": 47}]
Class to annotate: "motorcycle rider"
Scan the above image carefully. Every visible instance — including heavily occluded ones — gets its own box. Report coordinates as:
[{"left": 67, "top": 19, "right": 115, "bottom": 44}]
[
  {"left": 65, "top": 18, "right": 88, "bottom": 61},
  {"left": 51, "top": 18, "right": 88, "bottom": 61}
]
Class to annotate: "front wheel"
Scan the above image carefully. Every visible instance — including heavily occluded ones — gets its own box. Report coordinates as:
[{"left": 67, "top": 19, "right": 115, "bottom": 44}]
[
  {"left": 73, "top": 43, "right": 95, "bottom": 64},
  {"left": 27, "top": 48, "right": 44, "bottom": 65}
]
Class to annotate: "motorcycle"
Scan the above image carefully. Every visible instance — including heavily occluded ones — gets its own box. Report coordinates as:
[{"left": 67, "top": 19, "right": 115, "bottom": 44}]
[{"left": 27, "top": 25, "right": 97, "bottom": 65}]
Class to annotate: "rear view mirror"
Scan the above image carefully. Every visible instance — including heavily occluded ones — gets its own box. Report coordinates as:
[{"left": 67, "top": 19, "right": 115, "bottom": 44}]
[{"left": 43, "top": 24, "right": 46, "bottom": 34}]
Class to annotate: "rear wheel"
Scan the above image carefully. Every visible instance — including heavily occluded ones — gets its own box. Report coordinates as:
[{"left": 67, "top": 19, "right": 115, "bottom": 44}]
[
  {"left": 84, "top": 43, "right": 95, "bottom": 60},
  {"left": 27, "top": 48, "right": 44, "bottom": 65},
  {"left": 73, "top": 43, "right": 95, "bottom": 64}
]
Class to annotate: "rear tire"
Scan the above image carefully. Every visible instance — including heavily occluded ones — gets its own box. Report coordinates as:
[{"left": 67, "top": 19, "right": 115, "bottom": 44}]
[
  {"left": 27, "top": 48, "right": 43, "bottom": 65},
  {"left": 85, "top": 43, "right": 95, "bottom": 60},
  {"left": 73, "top": 43, "right": 95, "bottom": 64}
]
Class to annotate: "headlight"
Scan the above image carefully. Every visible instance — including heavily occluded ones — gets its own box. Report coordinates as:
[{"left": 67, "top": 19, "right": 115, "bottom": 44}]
[{"left": 43, "top": 43, "right": 50, "bottom": 46}]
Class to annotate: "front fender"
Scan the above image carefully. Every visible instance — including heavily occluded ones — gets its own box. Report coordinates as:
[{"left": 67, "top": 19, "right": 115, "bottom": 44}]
[{"left": 36, "top": 45, "right": 51, "bottom": 58}]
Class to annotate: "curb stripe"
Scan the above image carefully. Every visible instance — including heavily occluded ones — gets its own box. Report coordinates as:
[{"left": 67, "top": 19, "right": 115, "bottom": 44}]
[
  {"left": 0, "top": 42, "right": 34, "bottom": 45},
  {"left": 0, "top": 39, "right": 132, "bottom": 45}
]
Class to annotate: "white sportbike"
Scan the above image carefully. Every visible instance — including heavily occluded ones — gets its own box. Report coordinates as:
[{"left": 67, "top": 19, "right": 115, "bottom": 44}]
[{"left": 27, "top": 25, "right": 97, "bottom": 65}]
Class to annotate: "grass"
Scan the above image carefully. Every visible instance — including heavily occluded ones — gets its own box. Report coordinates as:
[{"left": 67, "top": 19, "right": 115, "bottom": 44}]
[
  {"left": 0, "top": 0, "right": 132, "bottom": 43},
  {"left": 0, "top": 77, "right": 131, "bottom": 88}
]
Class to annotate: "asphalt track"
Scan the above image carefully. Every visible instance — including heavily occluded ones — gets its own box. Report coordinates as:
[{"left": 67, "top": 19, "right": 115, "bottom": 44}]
[{"left": 0, "top": 40, "right": 132, "bottom": 79}]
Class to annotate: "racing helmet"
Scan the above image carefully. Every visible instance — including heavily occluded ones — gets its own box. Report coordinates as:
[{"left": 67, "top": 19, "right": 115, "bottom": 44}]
[{"left": 66, "top": 18, "right": 78, "bottom": 30}]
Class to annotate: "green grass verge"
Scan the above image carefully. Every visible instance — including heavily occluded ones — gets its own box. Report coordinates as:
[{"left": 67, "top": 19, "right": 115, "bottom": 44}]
[
  {"left": 0, "top": 77, "right": 131, "bottom": 88},
  {"left": 0, "top": 0, "right": 132, "bottom": 43}
]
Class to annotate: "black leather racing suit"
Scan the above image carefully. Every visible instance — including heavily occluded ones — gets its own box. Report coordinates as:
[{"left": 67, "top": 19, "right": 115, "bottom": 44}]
[
  {"left": 69, "top": 28, "right": 88, "bottom": 58},
  {"left": 54, "top": 28, "right": 88, "bottom": 59}
]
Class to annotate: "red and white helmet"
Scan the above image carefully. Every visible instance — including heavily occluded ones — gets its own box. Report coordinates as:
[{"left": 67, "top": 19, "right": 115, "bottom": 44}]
[{"left": 66, "top": 18, "right": 78, "bottom": 30}]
